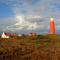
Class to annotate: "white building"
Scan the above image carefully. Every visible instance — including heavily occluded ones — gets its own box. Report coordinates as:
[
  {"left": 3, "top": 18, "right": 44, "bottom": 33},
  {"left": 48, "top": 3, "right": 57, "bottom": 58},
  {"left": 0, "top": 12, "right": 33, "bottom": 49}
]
[
  {"left": 28, "top": 32, "right": 36, "bottom": 36},
  {"left": 1, "top": 32, "right": 10, "bottom": 38},
  {"left": 18, "top": 34, "right": 22, "bottom": 36}
]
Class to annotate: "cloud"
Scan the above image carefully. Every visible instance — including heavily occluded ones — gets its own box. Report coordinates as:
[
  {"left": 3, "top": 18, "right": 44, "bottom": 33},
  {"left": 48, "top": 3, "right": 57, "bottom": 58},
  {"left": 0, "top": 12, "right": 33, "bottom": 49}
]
[
  {"left": 0, "top": 0, "right": 60, "bottom": 34},
  {"left": 6, "top": 15, "right": 46, "bottom": 30}
]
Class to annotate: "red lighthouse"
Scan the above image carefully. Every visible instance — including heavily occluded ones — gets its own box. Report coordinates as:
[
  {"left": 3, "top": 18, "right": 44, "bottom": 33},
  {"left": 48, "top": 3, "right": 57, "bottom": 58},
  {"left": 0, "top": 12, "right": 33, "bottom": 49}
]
[{"left": 50, "top": 18, "right": 55, "bottom": 34}]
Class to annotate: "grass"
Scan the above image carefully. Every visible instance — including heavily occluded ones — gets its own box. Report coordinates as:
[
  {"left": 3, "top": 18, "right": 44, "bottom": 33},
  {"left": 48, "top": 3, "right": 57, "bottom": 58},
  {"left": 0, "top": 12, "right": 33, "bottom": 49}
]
[{"left": 0, "top": 34, "right": 59, "bottom": 60}]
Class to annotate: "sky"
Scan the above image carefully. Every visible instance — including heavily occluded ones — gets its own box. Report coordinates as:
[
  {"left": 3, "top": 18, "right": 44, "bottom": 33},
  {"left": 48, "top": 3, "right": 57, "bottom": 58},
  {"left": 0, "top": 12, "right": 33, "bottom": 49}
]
[{"left": 0, "top": 0, "right": 60, "bottom": 34}]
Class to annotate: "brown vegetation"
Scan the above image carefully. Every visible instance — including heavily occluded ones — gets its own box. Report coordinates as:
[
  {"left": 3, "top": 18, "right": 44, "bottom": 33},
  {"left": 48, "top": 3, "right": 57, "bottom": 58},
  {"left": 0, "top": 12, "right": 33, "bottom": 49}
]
[{"left": 0, "top": 35, "right": 60, "bottom": 60}]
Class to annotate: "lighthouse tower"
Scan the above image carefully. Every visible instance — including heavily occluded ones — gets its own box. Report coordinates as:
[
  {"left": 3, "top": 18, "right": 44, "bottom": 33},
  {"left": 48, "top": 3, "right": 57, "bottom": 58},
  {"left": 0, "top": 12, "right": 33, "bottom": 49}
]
[{"left": 50, "top": 17, "right": 55, "bottom": 34}]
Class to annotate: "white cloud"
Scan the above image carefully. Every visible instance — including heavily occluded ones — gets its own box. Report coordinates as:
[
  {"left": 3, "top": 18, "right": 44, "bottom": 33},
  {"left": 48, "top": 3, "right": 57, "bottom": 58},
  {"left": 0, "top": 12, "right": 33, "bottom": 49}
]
[
  {"left": 0, "top": 0, "right": 60, "bottom": 34},
  {"left": 7, "top": 15, "right": 44, "bottom": 30}
]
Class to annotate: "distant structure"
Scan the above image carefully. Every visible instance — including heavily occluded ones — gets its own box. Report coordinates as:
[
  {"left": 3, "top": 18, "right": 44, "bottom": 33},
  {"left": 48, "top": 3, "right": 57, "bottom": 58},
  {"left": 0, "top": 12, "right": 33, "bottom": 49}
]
[
  {"left": 18, "top": 34, "right": 22, "bottom": 36},
  {"left": 28, "top": 32, "right": 36, "bottom": 36},
  {"left": 50, "top": 17, "right": 55, "bottom": 34},
  {"left": 1, "top": 32, "right": 10, "bottom": 38}
]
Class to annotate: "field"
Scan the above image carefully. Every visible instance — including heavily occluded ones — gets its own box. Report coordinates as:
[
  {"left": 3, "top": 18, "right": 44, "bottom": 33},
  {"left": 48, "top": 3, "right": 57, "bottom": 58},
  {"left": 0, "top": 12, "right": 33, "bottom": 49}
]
[{"left": 0, "top": 34, "right": 60, "bottom": 60}]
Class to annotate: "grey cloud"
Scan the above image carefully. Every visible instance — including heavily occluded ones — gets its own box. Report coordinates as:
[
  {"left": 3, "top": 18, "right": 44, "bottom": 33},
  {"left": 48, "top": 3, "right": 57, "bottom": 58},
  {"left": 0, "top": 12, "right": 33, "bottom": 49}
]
[
  {"left": 6, "top": 15, "right": 49, "bottom": 33},
  {"left": 0, "top": 0, "right": 60, "bottom": 34}
]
